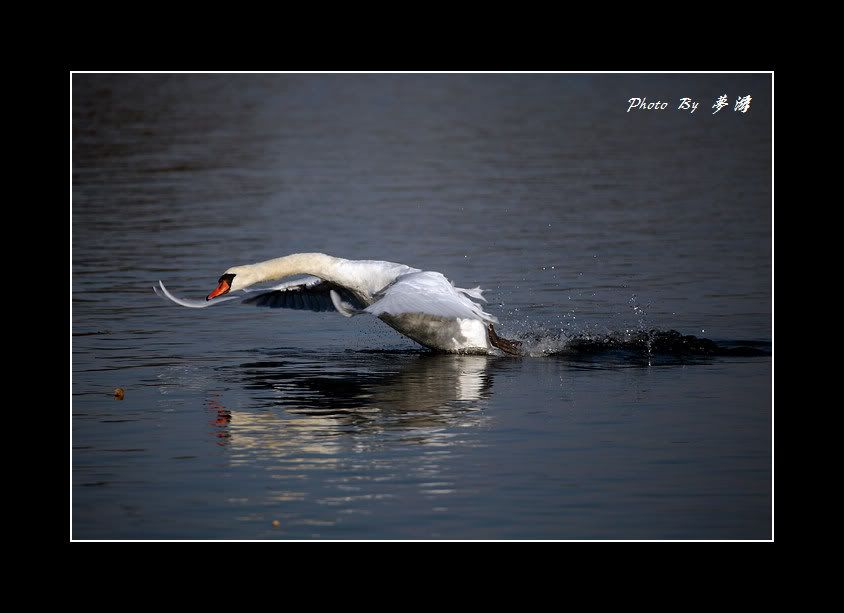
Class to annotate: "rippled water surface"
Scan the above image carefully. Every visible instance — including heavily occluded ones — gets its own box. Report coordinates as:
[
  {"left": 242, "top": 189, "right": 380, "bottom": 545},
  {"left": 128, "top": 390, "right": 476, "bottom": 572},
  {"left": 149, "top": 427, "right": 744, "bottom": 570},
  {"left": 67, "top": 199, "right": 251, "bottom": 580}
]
[{"left": 72, "top": 74, "right": 772, "bottom": 539}]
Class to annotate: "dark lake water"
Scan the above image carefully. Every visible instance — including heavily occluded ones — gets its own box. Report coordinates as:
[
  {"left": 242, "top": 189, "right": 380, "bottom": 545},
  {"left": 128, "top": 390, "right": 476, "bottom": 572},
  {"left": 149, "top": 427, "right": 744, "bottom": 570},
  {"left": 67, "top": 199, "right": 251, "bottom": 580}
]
[{"left": 72, "top": 74, "right": 772, "bottom": 540}]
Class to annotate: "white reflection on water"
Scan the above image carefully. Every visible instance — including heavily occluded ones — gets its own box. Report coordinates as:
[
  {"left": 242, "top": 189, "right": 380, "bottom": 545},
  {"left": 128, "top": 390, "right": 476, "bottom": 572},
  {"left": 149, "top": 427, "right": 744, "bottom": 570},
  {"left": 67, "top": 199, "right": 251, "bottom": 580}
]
[
  {"left": 217, "top": 353, "right": 492, "bottom": 456},
  {"left": 158, "top": 352, "right": 495, "bottom": 526}
]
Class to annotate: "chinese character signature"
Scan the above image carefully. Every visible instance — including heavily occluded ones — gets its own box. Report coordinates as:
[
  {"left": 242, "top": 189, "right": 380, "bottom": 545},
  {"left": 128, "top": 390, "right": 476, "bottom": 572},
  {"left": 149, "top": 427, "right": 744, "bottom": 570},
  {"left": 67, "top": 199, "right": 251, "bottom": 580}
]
[
  {"left": 712, "top": 94, "right": 729, "bottom": 114},
  {"left": 734, "top": 95, "right": 752, "bottom": 113},
  {"left": 713, "top": 94, "right": 752, "bottom": 114}
]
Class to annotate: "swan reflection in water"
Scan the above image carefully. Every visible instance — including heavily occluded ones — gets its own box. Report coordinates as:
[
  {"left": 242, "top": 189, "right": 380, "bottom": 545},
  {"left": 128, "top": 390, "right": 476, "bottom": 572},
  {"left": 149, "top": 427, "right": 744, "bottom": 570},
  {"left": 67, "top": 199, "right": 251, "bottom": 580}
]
[
  {"left": 156, "top": 351, "right": 501, "bottom": 530},
  {"left": 204, "top": 351, "right": 495, "bottom": 462}
]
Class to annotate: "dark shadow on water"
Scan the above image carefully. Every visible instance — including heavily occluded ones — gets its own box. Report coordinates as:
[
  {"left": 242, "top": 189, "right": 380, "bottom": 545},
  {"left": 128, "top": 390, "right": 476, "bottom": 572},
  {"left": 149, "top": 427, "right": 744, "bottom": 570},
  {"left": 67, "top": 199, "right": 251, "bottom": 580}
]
[
  {"left": 563, "top": 329, "right": 769, "bottom": 357},
  {"left": 515, "top": 327, "right": 770, "bottom": 367}
]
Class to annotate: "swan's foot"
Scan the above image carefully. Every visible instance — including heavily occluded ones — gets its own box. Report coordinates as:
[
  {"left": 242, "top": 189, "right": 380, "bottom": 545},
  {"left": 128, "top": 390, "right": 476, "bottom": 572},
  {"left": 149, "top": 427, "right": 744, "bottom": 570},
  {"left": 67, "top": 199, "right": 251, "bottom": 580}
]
[{"left": 487, "top": 323, "right": 523, "bottom": 356}]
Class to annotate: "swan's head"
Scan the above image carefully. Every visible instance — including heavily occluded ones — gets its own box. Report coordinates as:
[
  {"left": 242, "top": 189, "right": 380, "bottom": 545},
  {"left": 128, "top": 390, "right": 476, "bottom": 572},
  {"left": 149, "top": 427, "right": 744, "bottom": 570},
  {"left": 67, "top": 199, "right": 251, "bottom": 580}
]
[{"left": 206, "top": 265, "right": 259, "bottom": 300}]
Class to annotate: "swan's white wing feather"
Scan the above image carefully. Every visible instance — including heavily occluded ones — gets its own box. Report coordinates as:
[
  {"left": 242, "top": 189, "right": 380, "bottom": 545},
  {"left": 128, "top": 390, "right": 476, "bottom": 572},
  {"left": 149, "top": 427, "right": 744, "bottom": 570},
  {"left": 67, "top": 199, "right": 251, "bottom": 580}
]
[
  {"left": 154, "top": 280, "right": 243, "bottom": 308},
  {"left": 364, "top": 272, "right": 498, "bottom": 323},
  {"left": 456, "top": 286, "right": 487, "bottom": 302},
  {"left": 329, "top": 289, "right": 362, "bottom": 317}
]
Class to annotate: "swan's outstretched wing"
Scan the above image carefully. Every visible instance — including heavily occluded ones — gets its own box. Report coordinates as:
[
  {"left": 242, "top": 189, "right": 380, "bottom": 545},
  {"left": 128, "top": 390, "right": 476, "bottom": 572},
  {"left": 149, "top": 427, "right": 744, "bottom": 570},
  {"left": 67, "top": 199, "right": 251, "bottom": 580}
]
[
  {"left": 154, "top": 277, "right": 365, "bottom": 314},
  {"left": 358, "top": 271, "right": 497, "bottom": 323},
  {"left": 242, "top": 279, "right": 365, "bottom": 312}
]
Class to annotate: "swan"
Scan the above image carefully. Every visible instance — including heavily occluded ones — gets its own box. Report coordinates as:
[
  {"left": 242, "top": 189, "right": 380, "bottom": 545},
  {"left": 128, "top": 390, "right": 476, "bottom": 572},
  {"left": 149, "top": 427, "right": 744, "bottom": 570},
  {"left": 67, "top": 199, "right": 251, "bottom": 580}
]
[{"left": 153, "top": 252, "right": 522, "bottom": 355}]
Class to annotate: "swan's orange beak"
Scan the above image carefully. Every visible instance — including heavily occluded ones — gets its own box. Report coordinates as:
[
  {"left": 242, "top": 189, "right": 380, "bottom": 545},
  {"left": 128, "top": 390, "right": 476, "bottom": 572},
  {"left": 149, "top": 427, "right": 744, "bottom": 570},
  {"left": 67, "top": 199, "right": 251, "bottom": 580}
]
[{"left": 207, "top": 279, "right": 231, "bottom": 301}]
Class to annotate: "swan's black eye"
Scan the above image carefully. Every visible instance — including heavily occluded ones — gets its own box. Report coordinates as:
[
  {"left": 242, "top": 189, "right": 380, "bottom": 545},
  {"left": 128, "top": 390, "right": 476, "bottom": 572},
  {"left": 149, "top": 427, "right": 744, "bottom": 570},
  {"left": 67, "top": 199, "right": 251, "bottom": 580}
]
[{"left": 218, "top": 273, "right": 236, "bottom": 284}]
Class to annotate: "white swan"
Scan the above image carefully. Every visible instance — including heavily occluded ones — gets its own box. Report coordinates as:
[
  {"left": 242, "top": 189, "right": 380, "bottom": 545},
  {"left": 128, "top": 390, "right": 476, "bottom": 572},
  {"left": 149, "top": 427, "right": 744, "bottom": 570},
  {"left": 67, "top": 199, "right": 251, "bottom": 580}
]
[{"left": 153, "top": 252, "right": 522, "bottom": 355}]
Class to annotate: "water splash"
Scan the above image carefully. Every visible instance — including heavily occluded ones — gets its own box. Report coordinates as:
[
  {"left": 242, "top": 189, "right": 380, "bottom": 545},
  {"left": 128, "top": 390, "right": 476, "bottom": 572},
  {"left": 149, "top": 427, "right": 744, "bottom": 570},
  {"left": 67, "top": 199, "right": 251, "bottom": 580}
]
[
  {"left": 627, "top": 293, "right": 654, "bottom": 359},
  {"left": 508, "top": 326, "right": 768, "bottom": 359}
]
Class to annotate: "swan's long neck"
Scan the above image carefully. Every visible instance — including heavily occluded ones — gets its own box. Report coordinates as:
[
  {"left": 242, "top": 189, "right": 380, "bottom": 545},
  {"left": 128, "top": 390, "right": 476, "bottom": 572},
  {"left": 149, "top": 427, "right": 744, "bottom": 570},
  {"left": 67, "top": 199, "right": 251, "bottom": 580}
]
[
  {"left": 240, "top": 253, "right": 342, "bottom": 285},
  {"left": 229, "top": 252, "right": 408, "bottom": 298}
]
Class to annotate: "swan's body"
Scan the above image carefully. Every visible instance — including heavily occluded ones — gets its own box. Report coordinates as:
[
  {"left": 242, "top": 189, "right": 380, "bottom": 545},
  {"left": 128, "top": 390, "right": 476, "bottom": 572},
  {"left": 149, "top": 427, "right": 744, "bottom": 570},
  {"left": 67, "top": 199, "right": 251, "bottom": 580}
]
[{"left": 154, "top": 253, "right": 521, "bottom": 355}]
